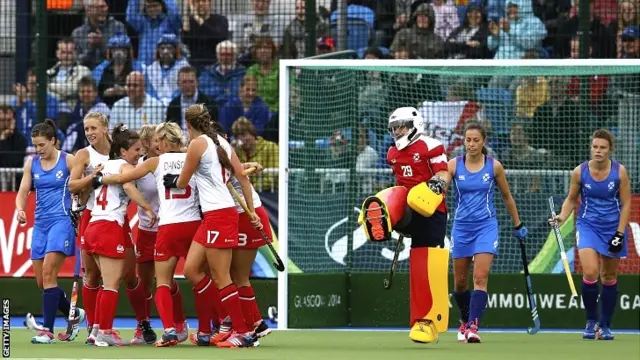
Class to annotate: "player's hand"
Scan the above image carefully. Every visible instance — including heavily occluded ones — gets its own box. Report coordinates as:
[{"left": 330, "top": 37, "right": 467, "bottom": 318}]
[
  {"left": 163, "top": 174, "right": 179, "bottom": 189},
  {"left": 548, "top": 215, "right": 565, "bottom": 227},
  {"left": 92, "top": 172, "right": 103, "bottom": 189},
  {"left": 242, "top": 162, "right": 263, "bottom": 175},
  {"left": 16, "top": 210, "right": 27, "bottom": 224},
  {"left": 146, "top": 209, "right": 158, "bottom": 228},
  {"left": 608, "top": 231, "right": 624, "bottom": 253},
  {"left": 427, "top": 175, "right": 446, "bottom": 195},
  {"left": 513, "top": 223, "right": 528, "bottom": 240},
  {"left": 249, "top": 213, "right": 263, "bottom": 230}
]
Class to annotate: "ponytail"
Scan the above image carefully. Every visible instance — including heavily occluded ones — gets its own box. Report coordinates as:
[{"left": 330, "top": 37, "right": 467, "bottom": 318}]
[
  {"left": 481, "top": 146, "right": 488, "bottom": 155},
  {"left": 185, "top": 104, "right": 234, "bottom": 174}
]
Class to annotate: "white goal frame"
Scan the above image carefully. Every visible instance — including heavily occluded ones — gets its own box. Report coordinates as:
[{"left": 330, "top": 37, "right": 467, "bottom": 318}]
[{"left": 277, "top": 59, "right": 640, "bottom": 330}]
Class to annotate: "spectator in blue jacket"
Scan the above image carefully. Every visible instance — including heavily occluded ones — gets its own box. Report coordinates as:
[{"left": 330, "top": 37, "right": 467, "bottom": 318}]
[
  {"left": 487, "top": 0, "right": 547, "bottom": 60},
  {"left": 93, "top": 33, "right": 143, "bottom": 107},
  {"left": 143, "top": 33, "right": 190, "bottom": 106},
  {"left": 198, "top": 40, "right": 246, "bottom": 108},
  {"left": 219, "top": 75, "right": 271, "bottom": 135},
  {"left": 126, "top": 0, "right": 181, "bottom": 65}
]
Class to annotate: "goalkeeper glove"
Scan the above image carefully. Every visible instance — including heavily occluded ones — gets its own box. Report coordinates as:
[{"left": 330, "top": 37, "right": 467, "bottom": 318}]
[
  {"left": 163, "top": 174, "right": 179, "bottom": 189},
  {"left": 608, "top": 231, "right": 624, "bottom": 253},
  {"left": 513, "top": 223, "right": 528, "bottom": 240},
  {"left": 427, "top": 175, "right": 446, "bottom": 195}
]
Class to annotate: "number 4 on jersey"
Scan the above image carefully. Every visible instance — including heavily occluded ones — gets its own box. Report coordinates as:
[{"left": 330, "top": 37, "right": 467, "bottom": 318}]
[{"left": 96, "top": 186, "right": 108, "bottom": 210}]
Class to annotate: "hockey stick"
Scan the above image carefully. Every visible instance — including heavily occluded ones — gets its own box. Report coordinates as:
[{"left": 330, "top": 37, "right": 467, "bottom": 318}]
[
  {"left": 518, "top": 237, "right": 540, "bottom": 334},
  {"left": 57, "top": 248, "right": 83, "bottom": 341},
  {"left": 548, "top": 197, "right": 578, "bottom": 297},
  {"left": 226, "top": 182, "right": 285, "bottom": 272},
  {"left": 383, "top": 235, "right": 404, "bottom": 290}
]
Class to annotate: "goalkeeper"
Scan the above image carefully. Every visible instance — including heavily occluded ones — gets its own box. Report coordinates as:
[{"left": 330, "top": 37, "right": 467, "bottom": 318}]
[{"left": 360, "top": 107, "right": 449, "bottom": 344}]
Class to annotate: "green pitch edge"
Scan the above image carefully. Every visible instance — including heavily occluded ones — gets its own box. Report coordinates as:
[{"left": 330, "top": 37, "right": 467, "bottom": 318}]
[{"left": 529, "top": 212, "right": 576, "bottom": 273}]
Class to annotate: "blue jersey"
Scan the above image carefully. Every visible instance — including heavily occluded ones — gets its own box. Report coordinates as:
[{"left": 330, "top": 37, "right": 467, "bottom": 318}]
[
  {"left": 577, "top": 160, "right": 622, "bottom": 228},
  {"left": 452, "top": 156, "right": 497, "bottom": 224},
  {"left": 31, "top": 151, "right": 71, "bottom": 222}
]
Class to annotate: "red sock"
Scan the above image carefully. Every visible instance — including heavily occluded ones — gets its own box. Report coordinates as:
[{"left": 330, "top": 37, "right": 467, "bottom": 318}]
[
  {"left": 192, "top": 277, "right": 214, "bottom": 334},
  {"left": 155, "top": 285, "right": 174, "bottom": 330},
  {"left": 81, "top": 284, "right": 99, "bottom": 327},
  {"left": 209, "top": 285, "right": 227, "bottom": 326},
  {"left": 98, "top": 288, "right": 119, "bottom": 331},
  {"left": 219, "top": 284, "right": 249, "bottom": 333},
  {"left": 238, "top": 286, "right": 262, "bottom": 328},
  {"left": 94, "top": 287, "right": 103, "bottom": 326},
  {"left": 126, "top": 280, "right": 148, "bottom": 322},
  {"left": 171, "top": 282, "right": 186, "bottom": 324}
]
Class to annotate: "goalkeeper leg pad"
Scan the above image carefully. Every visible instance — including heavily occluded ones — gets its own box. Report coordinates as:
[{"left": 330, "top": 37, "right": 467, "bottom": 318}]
[
  {"left": 409, "top": 247, "right": 450, "bottom": 343},
  {"left": 359, "top": 186, "right": 408, "bottom": 242},
  {"left": 407, "top": 183, "right": 444, "bottom": 218}
]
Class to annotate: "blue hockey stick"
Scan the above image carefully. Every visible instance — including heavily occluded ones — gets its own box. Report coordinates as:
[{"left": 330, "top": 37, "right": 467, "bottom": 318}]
[{"left": 518, "top": 237, "right": 540, "bottom": 335}]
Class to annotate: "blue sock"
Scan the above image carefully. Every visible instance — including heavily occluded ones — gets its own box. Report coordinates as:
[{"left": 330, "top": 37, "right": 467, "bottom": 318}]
[
  {"left": 42, "top": 287, "right": 61, "bottom": 332},
  {"left": 57, "top": 287, "right": 70, "bottom": 317},
  {"left": 599, "top": 282, "right": 618, "bottom": 327},
  {"left": 453, "top": 290, "right": 471, "bottom": 323},
  {"left": 467, "top": 290, "right": 488, "bottom": 328},
  {"left": 581, "top": 279, "right": 599, "bottom": 322}
]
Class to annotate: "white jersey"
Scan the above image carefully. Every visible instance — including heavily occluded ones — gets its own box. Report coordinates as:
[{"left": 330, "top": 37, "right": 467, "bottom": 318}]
[
  {"left": 230, "top": 177, "right": 261, "bottom": 214},
  {"left": 154, "top": 152, "right": 201, "bottom": 226},
  {"left": 195, "top": 134, "right": 235, "bottom": 212},
  {"left": 84, "top": 146, "right": 109, "bottom": 211},
  {"left": 89, "top": 159, "right": 129, "bottom": 226},
  {"left": 136, "top": 156, "right": 160, "bottom": 231}
]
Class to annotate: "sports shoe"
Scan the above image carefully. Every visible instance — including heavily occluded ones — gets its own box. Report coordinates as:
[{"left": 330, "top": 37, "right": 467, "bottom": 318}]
[
  {"left": 85, "top": 325, "right": 98, "bottom": 345},
  {"left": 363, "top": 197, "right": 391, "bottom": 241},
  {"left": 94, "top": 330, "right": 125, "bottom": 347},
  {"left": 456, "top": 322, "right": 466, "bottom": 342},
  {"left": 190, "top": 332, "right": 214, "bottom": 346},
  {"left": 216, "top": 331, "right": 255, "bottom": 348},
  {"left": 154, "top": 329, "right": 179, "bottom": 347},
  {"left": 31, "top": 330, "right": 55, "bottom": 344},
  {"left": 58, "top": 308, "right": 86, "bottom": 341},
  {"left": 254, "top": 320, "right": 271, "bottom": 338},
  {"left": 464, "top": 322, "right": 481, "bottom": 343},
  {"left": 597, "top": 326, "right": 615, "bottom": 340},
  {"left": 583, "top": 320, "right": 598, "bottom": 340},
  {"left": 130, "top": 326, "right": 146, "bottom": 345},
  {"left": 409, "top": 319, "right": 439, "bottom": 344},
  {"left": 140, "top": 319, "right": 157, "bottom": 344},
  {"left": 175, "top": 321, "right": 189, "bottom": 343},
  {"left": 210, "top": 316, "right": 232, "bottom": 344},
  {"left": 24, "top": 313, "right": 47, "bottom": 332}
]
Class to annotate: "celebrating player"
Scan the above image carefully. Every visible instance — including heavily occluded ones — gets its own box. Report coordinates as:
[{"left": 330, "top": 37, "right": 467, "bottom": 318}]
[
  {"left": 442, "top": 122, "right": 527, "bottom": 343},
  {"left": 360, "top": 107, "right": 450, "bottom": 344},
  {"left": 86, "top": 124, "right": 157, "bottom": 347},
  {"left": 550, "top": 129, "right": 631, "bottom": 340},
  {"left": 95, "top": 122, "right": 197, "bottom": 346},
  {"left": 68, "top": 112, "right": 110, "bottom": 340},
  {"left": 163, "top": 104, "right": 262, "bottom": 348},
  {"left": 17, "top": 120, "right": 85, "bottom": 344},
  {"left": 127, "top": 124, "right": 161, "bottom": 345}
]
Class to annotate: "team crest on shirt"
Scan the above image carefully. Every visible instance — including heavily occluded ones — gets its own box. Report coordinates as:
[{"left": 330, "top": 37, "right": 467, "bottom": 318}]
[
  {"left": 116, "top": 245, "right": 124, "bottom": 254},
  {"left": 34, "top": 174, "right": 40, "bottom": 179},
  {"left": 56, "top": 170, "right": 64, "bottom": 179},
  {"left": 483, "top": 173, "right": 490, "bottom": 183},
  {"left": 391, "top": 158, "right": 396, "bottom": 164},
  {"left": 458, "top": 175, "right": 465, "bottom": 181},
  {"left": 608, "top": 181, "right": 615, "bottom": 191},
  {"left": 413, "top": 153, "right": 421, "bottom": 162},
  {"left": 585, "top": 183, "right": 592, "bottom": 190}
]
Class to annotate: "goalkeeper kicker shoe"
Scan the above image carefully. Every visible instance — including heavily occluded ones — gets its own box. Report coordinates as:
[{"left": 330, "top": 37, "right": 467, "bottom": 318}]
[
  {"left": 363, "top": 197, "right": 392, "bottom": 242},
  {"left": 409, "top": 319, "right": 439, "bottom": 344},
  {"left": 583, "top": 320, "right": 598, "bottom": 340}
]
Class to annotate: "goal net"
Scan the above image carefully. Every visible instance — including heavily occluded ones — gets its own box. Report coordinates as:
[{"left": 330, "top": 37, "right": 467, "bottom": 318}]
[{"left": 275, "top": 59, "right": 640, "bottom": 329}]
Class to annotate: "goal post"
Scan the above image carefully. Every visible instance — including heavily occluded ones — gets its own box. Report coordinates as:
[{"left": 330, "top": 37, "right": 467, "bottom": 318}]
[{"left": 276, "top": 59, "right": 640, "bottom": 330}]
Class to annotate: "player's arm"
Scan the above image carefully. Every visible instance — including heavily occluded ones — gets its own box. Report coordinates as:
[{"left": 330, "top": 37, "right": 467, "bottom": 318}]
[
  {"left": 69, "top": 149, "right": 102, "bottom": 193},
  {"left": 15, "top": 158, "right": 33, "bottom": 224},
  {"left": 441, "top": 157, "right": 457, "bottom": 190},
  {"left": 426, "top": 142, "right": 448, "bottom": 194},
  {"left": 101, "top": 157, "right": 158, "bottom": 185},
  {"left": 232, "top": 150, "right": 255, "bottom": 214},
  {"left": 175, "top": 137, "right": 205, "bottom": 189},
  {"left": 494, "top": 160, "right": 522, "bottom": 227},
  {"left": 121, "top": 163, "right": 157, "bottom": 227},
  {"left": 555, "top": 165, "right": 581, "bottom": 225},
  {"left": 616, "top": 165, "right": 631, "bottom": 234}
]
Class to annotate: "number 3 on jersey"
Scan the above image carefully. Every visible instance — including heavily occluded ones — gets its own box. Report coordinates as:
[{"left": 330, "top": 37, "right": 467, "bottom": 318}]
[
  {"left": 401, "top": 165, "right": 413, "bottom": 177},
  {"left": 96, "top": 185, "right": 108, "bottom": 210}
]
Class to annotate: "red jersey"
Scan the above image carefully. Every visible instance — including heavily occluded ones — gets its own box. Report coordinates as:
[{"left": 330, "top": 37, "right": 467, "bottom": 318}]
[{"left": 386, "top": 135, "right": 448, "bottom": 213}]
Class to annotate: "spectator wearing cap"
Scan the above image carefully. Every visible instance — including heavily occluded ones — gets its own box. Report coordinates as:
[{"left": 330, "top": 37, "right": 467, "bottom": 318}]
[
  {"left": 316, "top": 36, "right": 335, "bottom": 55},
  {"left": 126, "top": 0, "right": 181, "bottom": 65},
  {"left": 143, "top": 33, "right": 190, "bottom": 106},
  {"left": 71, "top": 0, "right": 127, "bottom": 69},
  {"left": 166, "top": 66, "right": 217, "bottom": 133},
  {"left": 391, "top": 3, "right": 444, "bottom": 59},
  {"left": 219, "top": 75, "right": 271, "bottom": 135},
  {"left": 246, "top": 36, "right": 279, "bottom": 112},
  {"left": 283, "top": 0, "right": 329, "bottom": 59},
  {"left": 198, "top": 40, "right": 247, "bottom": 108},
  {"left": 231, "top": 116, "right": 278, "bottom": 191},
  {"left": 488, "top": 0, "right": 547, "bottom": 60},
  {"left": 92, "top": 33, "right": 143, "bottom": 107},
  {"left": 47, "top": 38, "right": 92, "bottom": 109},
  {"left": 111, "top": 71, "right": 166, "bottom": 130},
  {"left": 181, "top": 0, "right": 229, "bottom": 69},
  {"left": 621, "top": 25, "right": 640, "bottom": 59},
  {"left": 610, "top": 1, "right": 638, "bottom": 59}
]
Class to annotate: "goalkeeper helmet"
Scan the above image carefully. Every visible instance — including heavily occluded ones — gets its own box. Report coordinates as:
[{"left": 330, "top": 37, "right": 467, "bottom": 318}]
[{"left": 388, "top": 107, "right": 424, "bottom": 150}]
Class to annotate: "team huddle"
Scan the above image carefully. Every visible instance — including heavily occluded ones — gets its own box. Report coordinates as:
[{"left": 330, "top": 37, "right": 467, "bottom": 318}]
[{"left": 18, "top": 104, "right": 271, "bottom": 348}]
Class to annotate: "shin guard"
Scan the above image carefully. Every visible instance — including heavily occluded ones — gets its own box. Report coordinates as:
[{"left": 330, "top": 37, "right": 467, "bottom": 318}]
[
  {"left": 359, "top": 186, "right": 409, "bottom": 242},
  {"left": 409, "top": 247, "right": 450, "bottom": 333}
]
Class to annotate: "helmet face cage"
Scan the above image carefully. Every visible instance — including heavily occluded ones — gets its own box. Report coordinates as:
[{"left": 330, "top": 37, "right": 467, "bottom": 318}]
[{"left": 388, "top": 118, "right": 415, "bottom": 141}]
